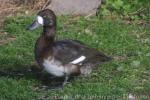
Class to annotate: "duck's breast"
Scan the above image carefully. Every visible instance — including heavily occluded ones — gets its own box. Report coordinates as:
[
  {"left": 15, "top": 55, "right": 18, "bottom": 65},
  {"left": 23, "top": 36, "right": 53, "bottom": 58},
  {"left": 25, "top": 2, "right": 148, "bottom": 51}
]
[{"left": 43, "top": 57, "right": 65, "bottom": 77}]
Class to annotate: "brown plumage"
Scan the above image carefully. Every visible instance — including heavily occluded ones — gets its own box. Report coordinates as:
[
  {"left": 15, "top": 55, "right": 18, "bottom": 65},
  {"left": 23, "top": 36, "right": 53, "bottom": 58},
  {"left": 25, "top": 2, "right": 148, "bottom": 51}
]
[{"left": 27, "top": 9, "right": 111, "bottom": 86}]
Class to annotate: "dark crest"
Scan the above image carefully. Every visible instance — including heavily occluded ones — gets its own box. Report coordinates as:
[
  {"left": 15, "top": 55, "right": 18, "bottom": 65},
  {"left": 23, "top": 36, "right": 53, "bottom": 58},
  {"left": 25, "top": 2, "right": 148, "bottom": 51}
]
[{"left": 38, "top": 9, "right": 56, "bottom": 27}]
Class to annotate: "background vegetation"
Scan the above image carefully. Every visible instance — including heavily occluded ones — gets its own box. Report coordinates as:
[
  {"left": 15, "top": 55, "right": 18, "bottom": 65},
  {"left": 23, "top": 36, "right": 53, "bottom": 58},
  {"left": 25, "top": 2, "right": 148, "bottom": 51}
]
[{"left": 100, "top": 0, "right": 150, "bottom": 21}]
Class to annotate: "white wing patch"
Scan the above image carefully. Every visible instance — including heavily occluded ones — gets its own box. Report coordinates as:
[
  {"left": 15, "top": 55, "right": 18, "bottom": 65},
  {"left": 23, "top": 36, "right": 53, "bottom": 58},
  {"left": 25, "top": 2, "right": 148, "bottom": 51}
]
[
  {"left": 37, "top": 16, "right": 44, "bottom": 25},
  {"left": 70, "top": 56, "right": 86, "bottom": 64}
]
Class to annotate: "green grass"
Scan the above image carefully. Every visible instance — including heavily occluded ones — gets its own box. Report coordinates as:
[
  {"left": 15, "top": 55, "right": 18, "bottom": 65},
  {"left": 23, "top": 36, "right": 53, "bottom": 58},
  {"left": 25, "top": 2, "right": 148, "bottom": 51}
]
[{"left": 0, "top": 15, "right": 150, "bottom": 100}]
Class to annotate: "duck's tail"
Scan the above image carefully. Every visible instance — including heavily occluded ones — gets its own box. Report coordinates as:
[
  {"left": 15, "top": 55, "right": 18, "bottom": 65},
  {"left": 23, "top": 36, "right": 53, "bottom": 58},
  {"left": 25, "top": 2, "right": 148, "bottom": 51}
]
[
  {"left": 96, "top": 52, "right": 112, "bottom": 62},
  {"left": 82, "top": 52, "right": 112, "bottom": 68}
]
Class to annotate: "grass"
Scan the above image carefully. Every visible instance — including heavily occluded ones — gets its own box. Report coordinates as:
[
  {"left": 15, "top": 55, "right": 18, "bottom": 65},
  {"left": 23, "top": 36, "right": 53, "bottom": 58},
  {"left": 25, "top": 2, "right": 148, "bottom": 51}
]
[{"left": 0, "top": 15, "right": 150, "bottom": 100}]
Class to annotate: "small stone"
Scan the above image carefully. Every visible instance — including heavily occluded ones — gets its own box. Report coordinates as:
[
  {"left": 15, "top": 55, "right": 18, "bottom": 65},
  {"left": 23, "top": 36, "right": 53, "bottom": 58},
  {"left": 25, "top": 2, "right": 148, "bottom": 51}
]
[
  {"left": 85, "top": 29, "right": 92, "bottom": 35},
  {"left": 25, "top": 10, "right": 29, "bottom": 14},
  {"left": 128, "top": 94, "right": 136, "bottom": 100},
  {"left": 131, "top": 60, "right": 140, "bottom": 67}
]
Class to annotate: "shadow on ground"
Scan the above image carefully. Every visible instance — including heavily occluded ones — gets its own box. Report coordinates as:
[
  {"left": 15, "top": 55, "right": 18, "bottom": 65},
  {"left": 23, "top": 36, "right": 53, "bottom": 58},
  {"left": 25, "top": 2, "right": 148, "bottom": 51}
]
[{"left": 0, "top": 65, "right": 70, "bottom": 90}]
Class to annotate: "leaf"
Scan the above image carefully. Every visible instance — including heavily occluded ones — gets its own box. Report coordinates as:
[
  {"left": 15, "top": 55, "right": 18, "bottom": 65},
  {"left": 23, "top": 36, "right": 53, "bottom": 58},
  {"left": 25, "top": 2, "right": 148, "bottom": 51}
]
[
  {"left": 113, "top": 0, "right": 124, "bottom": 10},
  {"left": 101, "top": 8, "right": 111, "bottom": 16},
  {"left": 123, "top": 5, "right": 131, "bottom": 11}
]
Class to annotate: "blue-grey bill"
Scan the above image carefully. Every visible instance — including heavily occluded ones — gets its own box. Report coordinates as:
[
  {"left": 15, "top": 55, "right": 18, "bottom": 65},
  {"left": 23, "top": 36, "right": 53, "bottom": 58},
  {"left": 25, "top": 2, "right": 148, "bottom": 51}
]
[{"left": 27, "top": 21, "right": 41, "bottom": 30}]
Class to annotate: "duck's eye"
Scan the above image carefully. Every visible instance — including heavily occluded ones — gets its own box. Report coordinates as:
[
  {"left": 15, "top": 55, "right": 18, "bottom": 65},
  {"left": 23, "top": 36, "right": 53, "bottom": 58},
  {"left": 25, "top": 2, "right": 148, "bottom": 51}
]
[{"left": 37, "top": 16, "right": 44, "bottom": 25}]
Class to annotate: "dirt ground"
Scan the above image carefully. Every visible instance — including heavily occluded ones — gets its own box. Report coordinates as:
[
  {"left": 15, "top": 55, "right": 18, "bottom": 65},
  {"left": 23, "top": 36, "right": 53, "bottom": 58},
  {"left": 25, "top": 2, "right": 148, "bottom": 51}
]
[
  {"left": 0, "top": 0, "right": 46, "bottom": 27},
  {"left": 0, "top": 1, "right": 17, "bottom": 27},
  {"left": 0, "top": 0, "right": 47, "bottom": 45}
]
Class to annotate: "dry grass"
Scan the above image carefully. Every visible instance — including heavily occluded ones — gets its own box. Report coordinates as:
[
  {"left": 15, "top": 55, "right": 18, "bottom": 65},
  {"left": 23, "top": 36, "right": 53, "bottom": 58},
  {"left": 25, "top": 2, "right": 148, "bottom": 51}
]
[
  {"left": 0, "top": 0, "right": 47, "bottom": 27},
  {"left": 0, "top": 0, "right": 47, "bottom": 45},
  {"left": 0, "top": 1, "right": 22, "bottom": 27},
  {"left": 11, "top": 0, "right": 47, "bottom": 9}
]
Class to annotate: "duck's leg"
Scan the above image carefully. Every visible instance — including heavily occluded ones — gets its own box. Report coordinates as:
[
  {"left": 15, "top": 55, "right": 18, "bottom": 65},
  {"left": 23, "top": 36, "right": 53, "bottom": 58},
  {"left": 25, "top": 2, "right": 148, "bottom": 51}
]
[
  {"left": 49, "top": 76, "right": 69, "bottom": 90},
  {"left": 62, "top": 75, "right": 70, "bottom": 87},
  {"left": 40, "top": 76, "right": 68, "bottom": 90},
  {"left": 62, "top": 64, "right": 79, "bottom": 87}
]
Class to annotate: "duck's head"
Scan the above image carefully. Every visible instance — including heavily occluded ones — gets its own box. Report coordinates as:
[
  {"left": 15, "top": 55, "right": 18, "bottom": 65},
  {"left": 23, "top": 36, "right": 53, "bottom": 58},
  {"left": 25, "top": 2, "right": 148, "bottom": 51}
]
[{"left": 27, "top": 9, "right": 56, "bottom": 30}]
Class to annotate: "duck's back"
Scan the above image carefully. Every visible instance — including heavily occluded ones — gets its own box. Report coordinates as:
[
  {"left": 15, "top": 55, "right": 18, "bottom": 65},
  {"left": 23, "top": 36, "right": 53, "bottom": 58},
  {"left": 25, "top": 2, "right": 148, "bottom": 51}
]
[{"left": 53, "top": 40, "right": 111, "bottom": 67}]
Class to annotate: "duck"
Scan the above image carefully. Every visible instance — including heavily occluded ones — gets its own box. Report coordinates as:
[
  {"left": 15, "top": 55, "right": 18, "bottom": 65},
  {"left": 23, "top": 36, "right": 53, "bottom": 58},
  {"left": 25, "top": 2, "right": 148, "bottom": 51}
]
[{"left": 27, "top": 9, "right": 111, "bottom": 86}]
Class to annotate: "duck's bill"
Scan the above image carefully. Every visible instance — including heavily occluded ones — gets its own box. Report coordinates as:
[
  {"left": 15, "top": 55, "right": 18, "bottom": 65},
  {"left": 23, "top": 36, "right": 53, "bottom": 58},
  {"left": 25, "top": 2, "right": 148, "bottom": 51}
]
[{"left": 27, "top": 21, "right": 41, "bottom": 30}]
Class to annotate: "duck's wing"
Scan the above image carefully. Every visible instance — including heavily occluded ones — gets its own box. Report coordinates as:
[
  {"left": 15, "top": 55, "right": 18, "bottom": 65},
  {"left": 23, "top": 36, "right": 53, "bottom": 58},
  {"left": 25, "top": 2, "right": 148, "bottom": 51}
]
[{"left": 53, "top": 40, "right": 111, "bottom": 66}]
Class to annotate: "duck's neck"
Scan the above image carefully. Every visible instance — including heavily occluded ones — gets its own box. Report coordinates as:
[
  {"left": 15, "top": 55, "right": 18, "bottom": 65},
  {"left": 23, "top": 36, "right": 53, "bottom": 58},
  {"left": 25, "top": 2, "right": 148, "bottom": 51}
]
[
  {"left": 35, "top": 26, "right": 56, "bottom": 55},
  {"left": 35, "top": 26, "right": 56, "bottom": 63},
  {"left": 43, "top": 26, "right": 56, "bottom": 43}
]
